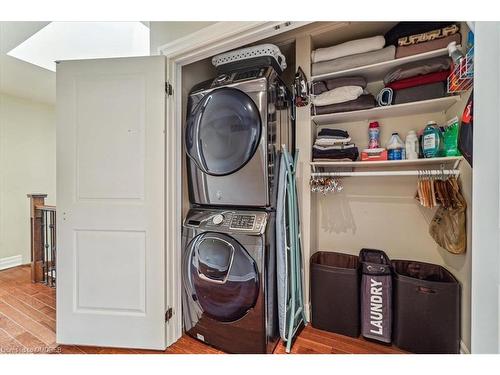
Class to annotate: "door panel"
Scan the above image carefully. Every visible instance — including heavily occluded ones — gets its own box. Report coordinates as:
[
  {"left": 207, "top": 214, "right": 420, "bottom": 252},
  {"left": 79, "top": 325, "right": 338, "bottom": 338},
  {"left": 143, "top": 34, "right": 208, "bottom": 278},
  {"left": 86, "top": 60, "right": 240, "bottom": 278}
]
[
  {"left": 74, "top": 230, "right": 146, "bottom": 314},
  {"left": 57, "top": 56, "right": 166, "bottom": 349},
  {"left": 76, "top": 75, "right": 146, "bottom": 200}
]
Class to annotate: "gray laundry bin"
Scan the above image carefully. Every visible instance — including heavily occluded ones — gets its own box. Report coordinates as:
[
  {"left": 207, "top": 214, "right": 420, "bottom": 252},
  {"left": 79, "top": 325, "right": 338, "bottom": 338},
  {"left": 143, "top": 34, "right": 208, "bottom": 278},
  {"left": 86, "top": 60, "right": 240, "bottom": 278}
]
[{"left": 359, "top": 248, "right": 392, "bottom": 344}]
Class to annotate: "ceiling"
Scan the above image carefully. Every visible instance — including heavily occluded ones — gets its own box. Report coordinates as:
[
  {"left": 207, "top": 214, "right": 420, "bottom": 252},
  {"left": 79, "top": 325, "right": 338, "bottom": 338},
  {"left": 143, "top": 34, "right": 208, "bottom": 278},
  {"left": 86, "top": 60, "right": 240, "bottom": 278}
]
[
  {"left": 0, "top": 22, "right": 55, "bottom": 105},
  {"left": 0, "top": 22, "right": 213, "bottom": 106}
]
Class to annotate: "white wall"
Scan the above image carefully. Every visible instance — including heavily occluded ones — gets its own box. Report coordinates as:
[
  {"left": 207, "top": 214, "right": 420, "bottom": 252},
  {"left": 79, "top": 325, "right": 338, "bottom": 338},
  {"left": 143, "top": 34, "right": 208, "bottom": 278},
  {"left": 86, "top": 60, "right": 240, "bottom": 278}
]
[
  {"left": 0, "top": 93, "right": 56, "bottom": 265},
  {"left": 149, "top": 21, "right": 216, "bottom": 54},
  {"left": 471, "top": 21, "right": 500, "bottom": 354}
]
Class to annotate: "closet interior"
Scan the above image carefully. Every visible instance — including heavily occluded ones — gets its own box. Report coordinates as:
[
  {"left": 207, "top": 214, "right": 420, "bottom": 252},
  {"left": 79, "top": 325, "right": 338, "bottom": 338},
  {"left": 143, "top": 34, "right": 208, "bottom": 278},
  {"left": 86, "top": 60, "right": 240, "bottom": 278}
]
[{"left": 179, "top": 21, "right": 473, "bottom": 353}]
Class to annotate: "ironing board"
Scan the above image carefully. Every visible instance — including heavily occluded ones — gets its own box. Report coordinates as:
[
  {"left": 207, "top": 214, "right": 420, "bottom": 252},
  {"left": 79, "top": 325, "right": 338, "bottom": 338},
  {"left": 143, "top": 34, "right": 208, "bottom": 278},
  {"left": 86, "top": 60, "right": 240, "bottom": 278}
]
[{"left": 276, "top": 145, "right": 306, "bottom": 353}]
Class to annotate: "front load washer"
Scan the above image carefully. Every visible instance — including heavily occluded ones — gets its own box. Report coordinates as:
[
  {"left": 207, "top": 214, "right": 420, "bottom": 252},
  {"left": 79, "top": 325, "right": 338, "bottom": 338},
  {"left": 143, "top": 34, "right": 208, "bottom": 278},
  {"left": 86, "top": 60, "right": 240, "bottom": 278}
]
[
  {"left": 182, "top": 207, "right": 278, "bottom": 354},
  {"left": 185, "top": 67, "right": 293, "bottom": 208}
]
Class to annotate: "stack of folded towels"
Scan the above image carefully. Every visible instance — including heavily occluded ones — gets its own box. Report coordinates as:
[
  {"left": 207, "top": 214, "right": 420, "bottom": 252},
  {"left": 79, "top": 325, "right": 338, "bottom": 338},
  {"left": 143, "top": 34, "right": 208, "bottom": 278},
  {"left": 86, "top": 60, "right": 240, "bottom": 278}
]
[
  {"left": 385, "top": 22, "right": 461, "bottom": 59},
  {"left": 312, "top": 128, "right": 359, "bottom": 161},
  {"left": 311, "top": 35, "right": 396, "bottom": 76},
  {"left": 311, "top": 76, "right": 375, "bottom": 115},
  {"left": 383, "top": 56, "right": 452, "bottom": 105}
]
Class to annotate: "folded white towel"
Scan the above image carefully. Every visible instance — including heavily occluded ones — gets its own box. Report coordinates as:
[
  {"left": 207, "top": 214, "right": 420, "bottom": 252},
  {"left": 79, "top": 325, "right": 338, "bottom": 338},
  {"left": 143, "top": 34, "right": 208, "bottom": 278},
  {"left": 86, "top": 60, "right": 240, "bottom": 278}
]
[
  {"left": 312, "top": 86, "right": 364, "bottom": 107},
  {"left": 315, "top": 137, "right": 352, "bottom": 146},
  {"left": 311, "top": 35, "right": 386, "bottom": 63},
  {"left": 313, "top": 143, "right": 356, "bottom": 151}
]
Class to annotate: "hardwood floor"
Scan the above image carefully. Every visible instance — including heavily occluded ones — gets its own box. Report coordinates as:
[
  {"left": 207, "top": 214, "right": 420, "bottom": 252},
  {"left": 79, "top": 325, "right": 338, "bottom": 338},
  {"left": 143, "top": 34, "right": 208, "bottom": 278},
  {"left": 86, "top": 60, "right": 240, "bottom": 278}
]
[
  {"left": 0, "top": 266, "right": 405, "bottom": 354},
  {"left": 0, "top": 265, "right": 57, "bottom": 354}
]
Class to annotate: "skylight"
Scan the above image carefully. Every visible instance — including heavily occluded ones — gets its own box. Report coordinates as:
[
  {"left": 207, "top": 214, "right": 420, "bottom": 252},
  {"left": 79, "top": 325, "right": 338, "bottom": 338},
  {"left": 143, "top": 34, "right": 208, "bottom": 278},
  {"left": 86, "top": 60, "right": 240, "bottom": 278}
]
[{"left": 7, "top": 22, "right": 150, "bottom": 72}]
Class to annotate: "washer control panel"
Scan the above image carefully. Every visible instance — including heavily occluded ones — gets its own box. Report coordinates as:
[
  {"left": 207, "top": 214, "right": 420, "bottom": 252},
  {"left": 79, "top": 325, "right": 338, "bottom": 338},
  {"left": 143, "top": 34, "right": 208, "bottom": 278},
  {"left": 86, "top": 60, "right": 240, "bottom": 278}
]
[
  {"left": 185, "top": 209, "right": 268, "bottom": 235},
  {"left": 229, "top": 214, "right": 256, "bottom": 230}
]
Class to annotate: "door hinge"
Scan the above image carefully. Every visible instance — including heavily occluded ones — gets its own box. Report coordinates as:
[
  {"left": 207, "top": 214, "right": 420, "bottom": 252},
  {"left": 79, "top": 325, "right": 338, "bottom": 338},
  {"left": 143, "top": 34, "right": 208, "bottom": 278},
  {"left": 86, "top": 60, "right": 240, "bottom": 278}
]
[
  {"left": 165, "top": 307, "right": 173, "bottom": 322},
  {"left": 165, "top": 82, "right": 173, "bottom": 96}
]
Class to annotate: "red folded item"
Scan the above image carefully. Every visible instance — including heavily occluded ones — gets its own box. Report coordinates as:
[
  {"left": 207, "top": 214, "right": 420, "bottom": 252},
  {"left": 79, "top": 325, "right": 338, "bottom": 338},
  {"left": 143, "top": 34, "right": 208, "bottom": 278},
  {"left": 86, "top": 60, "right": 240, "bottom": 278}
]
[{"left": 387, "top": 69, "right": 450, "bottom": 90}]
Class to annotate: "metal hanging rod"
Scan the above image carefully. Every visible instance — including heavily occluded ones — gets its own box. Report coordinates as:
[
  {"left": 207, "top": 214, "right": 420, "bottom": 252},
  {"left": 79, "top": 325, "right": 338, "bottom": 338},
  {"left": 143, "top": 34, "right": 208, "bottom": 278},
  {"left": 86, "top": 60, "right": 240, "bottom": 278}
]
[{"left": 311, "top": 169, "right": 460, "bottom": 178}]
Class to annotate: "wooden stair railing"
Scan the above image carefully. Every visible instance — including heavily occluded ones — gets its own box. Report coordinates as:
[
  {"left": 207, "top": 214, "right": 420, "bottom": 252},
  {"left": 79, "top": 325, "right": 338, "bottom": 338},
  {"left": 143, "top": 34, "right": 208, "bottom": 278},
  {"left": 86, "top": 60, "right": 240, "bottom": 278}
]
[{"left": 27, "top": 194, "right": 56, "bottom": 287}]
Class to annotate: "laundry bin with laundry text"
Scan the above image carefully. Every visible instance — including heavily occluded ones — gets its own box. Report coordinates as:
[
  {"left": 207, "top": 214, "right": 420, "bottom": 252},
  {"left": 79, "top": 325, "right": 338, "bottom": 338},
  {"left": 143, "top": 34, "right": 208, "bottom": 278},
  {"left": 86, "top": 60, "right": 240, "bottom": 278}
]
[
  {"left": 310, "top": 251, "right": 360, "bottom": 337},
  {"left": 392, "top": 260, "right": 460, "bottom": 353},
  {"left": 359, "top": 248, "right": 393, "bottom": 344}
]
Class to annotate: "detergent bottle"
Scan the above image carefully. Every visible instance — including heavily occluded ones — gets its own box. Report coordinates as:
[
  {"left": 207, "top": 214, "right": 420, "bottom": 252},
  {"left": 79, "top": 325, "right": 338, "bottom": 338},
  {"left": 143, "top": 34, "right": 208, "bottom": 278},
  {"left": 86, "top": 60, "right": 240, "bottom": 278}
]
[
  {"left": 386, "top": 132, "right": 404, "bottom": 160},
  {"left": 405, "top": 130, "right": 419, "bottom": 160},
  {"left": 422, "top": 121, "right": 443, "bottom": 158}
]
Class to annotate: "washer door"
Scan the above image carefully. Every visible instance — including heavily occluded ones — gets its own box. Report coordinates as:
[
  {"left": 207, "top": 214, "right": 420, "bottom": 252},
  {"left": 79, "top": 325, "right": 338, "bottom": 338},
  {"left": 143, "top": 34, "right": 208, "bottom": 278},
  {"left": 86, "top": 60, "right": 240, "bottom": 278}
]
[
  {"left": 186, "top": 87, "right": 262, "bottom": 176},
  {"left": 186, "top": 232, "right": 259, "bottom": 322}
]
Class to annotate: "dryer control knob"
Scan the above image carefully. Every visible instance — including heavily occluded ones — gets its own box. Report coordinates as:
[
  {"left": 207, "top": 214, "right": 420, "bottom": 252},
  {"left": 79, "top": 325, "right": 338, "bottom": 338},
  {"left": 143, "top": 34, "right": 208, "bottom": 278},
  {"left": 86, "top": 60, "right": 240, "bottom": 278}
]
[{"left": 212, "top": 214, "right": 224, "bottom": 225}]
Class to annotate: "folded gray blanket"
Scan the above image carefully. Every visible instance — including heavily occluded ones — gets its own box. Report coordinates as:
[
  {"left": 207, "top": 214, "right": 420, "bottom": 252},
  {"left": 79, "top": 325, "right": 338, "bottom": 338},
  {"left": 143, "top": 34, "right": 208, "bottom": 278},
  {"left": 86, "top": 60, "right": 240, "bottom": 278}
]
[
  {"left": 393, "top": 82, "right": 446, "bottom": 105},
  {"left": 384, "top": 56, "right": 452, "bottom": 85},
  {"left": 311, "top": 46, "right": 396, "bottom": 76},
  {"left": 312, "top": 76, "right": 367, "bottom": 95},
  {"left": 312, "top": 94, "right": 375, "bottom": 115},
  {"left": 311, "top": 35, "right": 385, "bottom": 63}
]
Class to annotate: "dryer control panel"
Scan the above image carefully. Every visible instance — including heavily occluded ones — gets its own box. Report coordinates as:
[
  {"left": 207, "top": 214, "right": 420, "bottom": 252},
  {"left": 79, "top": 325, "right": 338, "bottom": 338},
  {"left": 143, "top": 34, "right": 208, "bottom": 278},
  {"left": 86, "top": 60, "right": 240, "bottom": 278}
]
[
  {"left": 184, "top": 209, "right": 268, "bottom": 235},
  {"left": 209, "top": 68, "right": 266, "bottom": 89}
]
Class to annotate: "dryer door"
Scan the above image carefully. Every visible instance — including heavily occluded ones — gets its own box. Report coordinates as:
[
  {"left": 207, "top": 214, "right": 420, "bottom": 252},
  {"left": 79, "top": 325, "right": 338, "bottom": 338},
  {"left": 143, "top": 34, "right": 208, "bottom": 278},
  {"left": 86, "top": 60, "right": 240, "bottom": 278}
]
[
  {"left": 186, "top": 87, "right": 262, "bottom": 176},
  {"left": 185, "top": 232, "right": 259, "bottom": 322}
]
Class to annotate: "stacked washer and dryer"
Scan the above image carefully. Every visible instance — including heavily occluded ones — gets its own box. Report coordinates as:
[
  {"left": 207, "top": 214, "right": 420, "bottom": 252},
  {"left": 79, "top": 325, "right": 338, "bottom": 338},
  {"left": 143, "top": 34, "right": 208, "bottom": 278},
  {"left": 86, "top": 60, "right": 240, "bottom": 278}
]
[{"left": 182, "top": 45, "right": 294, "bottom": 354}]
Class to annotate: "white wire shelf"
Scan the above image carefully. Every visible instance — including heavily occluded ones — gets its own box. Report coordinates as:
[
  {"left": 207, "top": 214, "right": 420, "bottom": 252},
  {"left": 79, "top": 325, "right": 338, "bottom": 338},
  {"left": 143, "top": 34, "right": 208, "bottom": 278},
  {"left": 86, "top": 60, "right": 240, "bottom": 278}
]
[
  {"left": 447, "top": 47, "right": 474, "bottom": 94},
  {"left": 310, "top": 156, "right": 463, "bottom": 169},
  {"left": 311, "top": 47, "right": 453, "bottom": 83},
  {"left": 310, "top": 156, "right": 463, "bottom": 178},
  {"left": 312, "top": 96, "right": 461, "bottom": 125},
  {"left": 310, "top": 169, "right": 460, "bottom": 178}
]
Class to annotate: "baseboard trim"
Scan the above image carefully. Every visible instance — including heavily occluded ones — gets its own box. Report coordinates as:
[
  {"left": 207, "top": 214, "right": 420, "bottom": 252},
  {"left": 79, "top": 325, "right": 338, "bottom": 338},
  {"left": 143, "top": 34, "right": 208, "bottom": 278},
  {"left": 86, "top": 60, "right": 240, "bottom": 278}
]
[
  {"left": 460, "top": 340, "right": 470, "bottom": 354},
  {"left": 0, "top": 255, "right": 23, "bottom": 271},
  {"left": 303, "top": 302, "right": 311, "bottom": 323}
]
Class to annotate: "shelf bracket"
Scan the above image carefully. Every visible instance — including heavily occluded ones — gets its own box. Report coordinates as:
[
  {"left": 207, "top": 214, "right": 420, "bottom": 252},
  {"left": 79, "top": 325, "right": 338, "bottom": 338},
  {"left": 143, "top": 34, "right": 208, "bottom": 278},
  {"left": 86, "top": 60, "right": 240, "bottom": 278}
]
[{"left": 452, "top": 158, "right": 462, "bottom": 170}]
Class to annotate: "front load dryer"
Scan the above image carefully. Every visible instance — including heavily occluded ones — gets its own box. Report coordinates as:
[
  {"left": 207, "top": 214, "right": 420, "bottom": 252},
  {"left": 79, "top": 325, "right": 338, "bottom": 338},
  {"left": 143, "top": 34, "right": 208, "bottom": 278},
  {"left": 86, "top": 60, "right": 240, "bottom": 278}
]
[
  {"left": 182, "top": 207, "right": 278, "bottom": 354},
  {"left": 185, "top": 67, "right": 293, "bottom": 208}
]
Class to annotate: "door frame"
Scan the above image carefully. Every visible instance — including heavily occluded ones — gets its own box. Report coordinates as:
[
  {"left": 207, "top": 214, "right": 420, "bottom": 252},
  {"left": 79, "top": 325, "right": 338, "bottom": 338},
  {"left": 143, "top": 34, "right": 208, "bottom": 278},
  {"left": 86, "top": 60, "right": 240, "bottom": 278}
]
[
  {"left": 158, "top": 21, "right": 312, "bottom": 346},
  {"left": 159, "top": 20, "right": 500, "bottom": 353}
]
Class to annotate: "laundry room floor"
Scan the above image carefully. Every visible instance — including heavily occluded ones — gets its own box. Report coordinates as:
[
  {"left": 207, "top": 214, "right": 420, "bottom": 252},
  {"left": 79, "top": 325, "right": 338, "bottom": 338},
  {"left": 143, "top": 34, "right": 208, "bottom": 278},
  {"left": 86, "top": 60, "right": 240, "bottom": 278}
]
[{"left": 0, "top": 266, "right": 405, "bottom": 354}]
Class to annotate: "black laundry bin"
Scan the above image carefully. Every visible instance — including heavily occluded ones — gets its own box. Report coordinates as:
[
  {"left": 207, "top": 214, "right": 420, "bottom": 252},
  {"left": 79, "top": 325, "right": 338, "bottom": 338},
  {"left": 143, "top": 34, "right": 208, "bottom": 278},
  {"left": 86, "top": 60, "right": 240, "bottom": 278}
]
[
  {"left": 392, "top": 260, "right": 461, "bottom": 354},
  {"left": 310, "top": 251, "right": 360, "bottom": 337}
]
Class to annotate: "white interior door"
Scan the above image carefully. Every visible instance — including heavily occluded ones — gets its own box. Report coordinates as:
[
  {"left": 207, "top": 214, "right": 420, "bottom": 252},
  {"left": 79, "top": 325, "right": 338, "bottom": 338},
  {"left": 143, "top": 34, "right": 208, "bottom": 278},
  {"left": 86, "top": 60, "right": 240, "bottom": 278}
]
[{"left": 56, "top": 56, "right": 167, "bottom": 350}]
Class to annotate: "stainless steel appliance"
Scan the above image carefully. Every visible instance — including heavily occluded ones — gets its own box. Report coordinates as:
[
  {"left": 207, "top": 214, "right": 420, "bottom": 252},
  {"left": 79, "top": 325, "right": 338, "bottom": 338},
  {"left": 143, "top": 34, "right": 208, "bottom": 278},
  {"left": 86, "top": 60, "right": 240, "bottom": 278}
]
[
  {"left": 185, "top": 67, "right": 293, "bottom": 208},
  {"left": 182, "top": 207, "right": 278, "bottom": 354}
]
